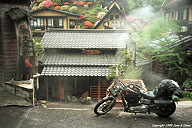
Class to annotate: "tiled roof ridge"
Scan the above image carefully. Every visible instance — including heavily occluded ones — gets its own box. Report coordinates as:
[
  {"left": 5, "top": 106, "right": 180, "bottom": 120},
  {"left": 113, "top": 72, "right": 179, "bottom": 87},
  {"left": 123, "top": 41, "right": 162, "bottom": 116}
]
[{"left": 46, "top": 28, "right": 131, "bottom": 33}]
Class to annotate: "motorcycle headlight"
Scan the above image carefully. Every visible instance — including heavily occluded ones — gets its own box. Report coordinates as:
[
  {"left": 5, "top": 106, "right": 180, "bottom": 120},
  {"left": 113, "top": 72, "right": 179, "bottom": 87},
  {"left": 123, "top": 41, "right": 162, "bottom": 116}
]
[{"left": 173, "top": 89, "right": 184, "bottom": 98}]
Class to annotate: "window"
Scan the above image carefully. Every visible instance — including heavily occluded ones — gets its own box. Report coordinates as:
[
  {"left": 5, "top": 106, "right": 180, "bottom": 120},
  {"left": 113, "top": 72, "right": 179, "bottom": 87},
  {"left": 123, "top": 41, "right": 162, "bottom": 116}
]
[
  {"left": 112, "top": 21, "right": 117, "bottom": 27},
  {"left": 120, "top": 21, "right": 125, "bottom": 27},
  {"left": 47, "top": 17, "right": 63, "bottom": 28},
  {"left": 171, "top": 11, "right": 174, "bottom": 19},
  {"left": 115, "top": 15, "right": 119, "bottom": 20},
  {"left": 31, "top": 18, "right": 44, "bottom": 28},
  {"left": 69, "top": 20, "right": 77, "bottom": 29},
  {"left": 178, "top": 10, "right": 183, "bottom": 20},
  {"left": 109, "top": 15, "right": 114, "bottom": 20},
  {"left": 183, "top": 9, "right": 188, "bottom": 20},
  {"left": 178, "top": 9, "right": 188, "bottom": 21},
  {"left": 165, "top": 12, "right": 169, "bottom": 18}
]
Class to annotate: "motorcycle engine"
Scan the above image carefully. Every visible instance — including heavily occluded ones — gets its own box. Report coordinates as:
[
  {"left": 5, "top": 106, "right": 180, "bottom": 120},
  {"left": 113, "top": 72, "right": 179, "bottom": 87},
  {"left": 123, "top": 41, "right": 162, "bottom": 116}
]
[
  {"left": 129, "top": 105, "right": 149, "bottom": 113},
  {"left": 125, "top": 96, "right": 141, "bottom": 105}
]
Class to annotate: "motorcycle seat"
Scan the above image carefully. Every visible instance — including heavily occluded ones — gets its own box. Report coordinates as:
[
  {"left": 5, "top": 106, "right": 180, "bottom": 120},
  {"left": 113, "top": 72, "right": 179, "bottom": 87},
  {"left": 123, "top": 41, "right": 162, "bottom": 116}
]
[{"left": 140, "top": 91, "right": 156, "bottom": 100}]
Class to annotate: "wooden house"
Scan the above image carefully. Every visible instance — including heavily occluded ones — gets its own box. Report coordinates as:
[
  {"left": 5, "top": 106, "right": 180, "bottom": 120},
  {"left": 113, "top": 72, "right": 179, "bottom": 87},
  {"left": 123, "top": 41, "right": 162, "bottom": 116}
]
[
  {"left": 161, "top": 0, "right": 192, "bottom": 32},
  {"left": 40, "top": 29, "right": 135, "bottom": 101},
  {"left": 30, "top": 8, "right": 80, "bottom": 36},
  {"left": 0, "top": 0, "right": 34, "bottom": 86},
  {"left": 94, "top": 0, "right": 131, "bottom": 29}
]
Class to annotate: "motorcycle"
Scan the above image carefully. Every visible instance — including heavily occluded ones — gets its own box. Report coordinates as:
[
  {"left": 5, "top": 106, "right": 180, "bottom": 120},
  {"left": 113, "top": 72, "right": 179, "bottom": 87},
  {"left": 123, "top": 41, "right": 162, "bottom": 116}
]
[{"left": 94, "top": 72, "right": 184, "bottom": 118}]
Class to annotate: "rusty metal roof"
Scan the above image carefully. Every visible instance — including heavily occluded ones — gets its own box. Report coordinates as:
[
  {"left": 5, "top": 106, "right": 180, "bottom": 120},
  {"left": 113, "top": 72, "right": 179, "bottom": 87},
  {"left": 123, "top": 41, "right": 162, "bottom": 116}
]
[
  {"left": 42, "top": 53, "right": 122, "bottom": 66},
  {"left": 41, "top": 66, "right": 110, "bottom": 76},
  {"left": 41, "top": 29, "right": 130, "bottom": 49}
]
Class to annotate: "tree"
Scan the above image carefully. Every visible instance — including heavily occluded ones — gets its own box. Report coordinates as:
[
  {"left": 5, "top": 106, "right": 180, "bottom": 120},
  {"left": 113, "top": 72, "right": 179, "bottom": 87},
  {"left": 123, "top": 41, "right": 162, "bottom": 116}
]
[
  {"left": 136, "top": 17, "right": 192, "bottom": 86},
  {"left": 135, "top": 17, "right": 180, "bottom": 47},
  {"left": 127, "top": 0, "right": 164, "bottom": 12}
]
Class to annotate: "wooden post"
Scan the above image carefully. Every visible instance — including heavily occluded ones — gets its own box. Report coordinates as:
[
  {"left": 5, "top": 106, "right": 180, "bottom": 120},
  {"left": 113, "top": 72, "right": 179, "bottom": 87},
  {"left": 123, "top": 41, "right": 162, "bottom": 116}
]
[
  {"left": 59, "top": 77, "right": 61, "bottom": 102},
  {"left": 75, "top": 77, "right": 77, "bottom": 90},
  {"left": 32, "top": 78, "right": 35, "bottom": 106},
  {"left": 98, "top": 77, "right": 101, "bottom": 101},
  {"left": 87, "top": 77, "right": 89, "bottom": 90},
  {"left": 46, "top": 77, "right": 48, "bottom": 101}
]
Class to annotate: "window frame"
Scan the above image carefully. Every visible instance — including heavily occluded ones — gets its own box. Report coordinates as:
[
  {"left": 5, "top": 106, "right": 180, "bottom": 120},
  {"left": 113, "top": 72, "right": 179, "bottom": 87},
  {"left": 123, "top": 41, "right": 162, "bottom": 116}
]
[{"left": 46, "top": 17, "right": 64, "bottom": 28}]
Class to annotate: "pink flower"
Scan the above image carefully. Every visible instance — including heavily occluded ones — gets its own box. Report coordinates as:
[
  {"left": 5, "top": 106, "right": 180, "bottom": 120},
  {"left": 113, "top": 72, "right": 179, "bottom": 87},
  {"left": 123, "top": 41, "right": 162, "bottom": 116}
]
[{"left": 44, "top": 0, "right": 53, "bottom": 8}]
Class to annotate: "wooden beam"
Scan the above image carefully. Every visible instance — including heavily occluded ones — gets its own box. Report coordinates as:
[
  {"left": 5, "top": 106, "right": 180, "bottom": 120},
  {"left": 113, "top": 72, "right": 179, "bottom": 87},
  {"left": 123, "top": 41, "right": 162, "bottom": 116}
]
[{"left": 46, "top": 77, "right": 48, "bottom": 101}]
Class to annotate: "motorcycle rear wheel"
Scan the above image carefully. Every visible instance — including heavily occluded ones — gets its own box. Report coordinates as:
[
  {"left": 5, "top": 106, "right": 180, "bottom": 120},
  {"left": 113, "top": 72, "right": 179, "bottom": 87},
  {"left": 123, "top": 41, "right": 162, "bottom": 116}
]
[
  {"left": 94, "top": 98, "right": 116, "bottom": 115},
  {"left": 155, "top": 102, "right": 176, "bottom": 117}
]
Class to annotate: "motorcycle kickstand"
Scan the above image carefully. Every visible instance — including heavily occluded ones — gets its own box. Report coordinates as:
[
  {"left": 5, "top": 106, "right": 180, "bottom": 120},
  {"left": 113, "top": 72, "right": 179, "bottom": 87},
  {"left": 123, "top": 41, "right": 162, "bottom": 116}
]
[{"left": 134, "top": 113, "right": 137, "bottom": 121}]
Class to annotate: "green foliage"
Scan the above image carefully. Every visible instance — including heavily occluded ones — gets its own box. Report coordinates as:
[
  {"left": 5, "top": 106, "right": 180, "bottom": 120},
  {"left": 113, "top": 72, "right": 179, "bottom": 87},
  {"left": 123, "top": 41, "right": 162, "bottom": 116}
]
[
  {"left": 37, "top": 0, "right": 44, "bottom": 3},
  {"left": 69, "top": 6, "right": 79, "bottom": 14},
  {"left": 38, "top": 1, "right": 46, "bottom": 9},
  {"left": 52, "top": 0, "right": 65, "bottom": 5},
  {"left": 93, "top": 7, "right": 103, "bottom": 11},
  {"left": 124, "top": 64, "right": 143, "bottom": 79},
  {"left": 106, "top": 49, "right": 142, "bottom": 80},
  {"left": 182, "top": 78, "right": 192, "bottom": 89},
  {"left": 182, "top": 91, "right": 192, "bottom": 100},
  {"left": 60, "top": 5, "right": 70, "bottom": 11},
  {"left": 135, "top": 17, "right": 180, "bottom": 46},
  {"left": 137, "top": 17, "right": 192, "bottom": 81},
  {"left": 33, "top": 39, "right": 44, "bottom": 60},
  {"left": 127, "top": 0, "right": 164, "bottom": 12}
]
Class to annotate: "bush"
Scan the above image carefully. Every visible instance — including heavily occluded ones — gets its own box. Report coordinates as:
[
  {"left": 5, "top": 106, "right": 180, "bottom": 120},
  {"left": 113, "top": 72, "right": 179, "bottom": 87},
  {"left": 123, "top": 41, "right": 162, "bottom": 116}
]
[
  {"left": 33, "top": 39, "right": 44, "bottom": 60},
  {"left": 64, "top": 2, "right": 69, "bottom": 5},
  {"left": 44, "top": 0, "right": 53, "bottom": 8},
  {"left": 85, "top": 21, "right": 93, "bottom": 29},
  {"left": 73, "top": 1, "right": 78, "bottom": 6},
  {"left": 60, "top": 5, "right": 70, "bottom": 11},
  {"left": 79, "top": 1, "right": 85, "bottom": 6},
  {"left": 69, "top": 6, "right": 79, "bottom": 14},
  {"left": 53, "top": 2, "right": 58, "bottom": 6},
  {"left": 183, "top": 91, "right": 192, "bottom": 100},
  {"left": 38, "top": 1, "right": 46, "bottom": 9},
  {"left": 182, "top": 78, "right": 192, "bottom": 89},
  {"left": 54, "top": 6, "right": 61, "bottom": 10}
]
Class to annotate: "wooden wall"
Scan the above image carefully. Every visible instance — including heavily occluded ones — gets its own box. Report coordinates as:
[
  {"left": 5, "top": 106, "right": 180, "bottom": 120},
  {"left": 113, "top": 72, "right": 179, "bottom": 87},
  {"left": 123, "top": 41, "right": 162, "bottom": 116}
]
[
  {"left": 0, "top": 4, "right": 29, "bottom": 85},
  {"left": 0, "top": 4, "right": 4, "bottom": 85}
]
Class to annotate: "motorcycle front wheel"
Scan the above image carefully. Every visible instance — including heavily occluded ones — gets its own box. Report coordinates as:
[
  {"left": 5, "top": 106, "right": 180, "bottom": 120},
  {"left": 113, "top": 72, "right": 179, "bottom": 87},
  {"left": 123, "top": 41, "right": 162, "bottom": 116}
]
[
  {"left": 94, "top": 98, "right": 116, "bottom": 115},
  {"left": 155, "top": 101, "right": 176, "bottom": 118}
]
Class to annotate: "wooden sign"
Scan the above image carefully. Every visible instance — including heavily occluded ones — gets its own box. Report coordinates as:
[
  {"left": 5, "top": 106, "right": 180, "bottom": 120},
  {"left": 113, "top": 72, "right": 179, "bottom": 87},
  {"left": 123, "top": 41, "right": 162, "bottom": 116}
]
[{"left": 81, "top": 50, "right": 100, "bottom": 55}]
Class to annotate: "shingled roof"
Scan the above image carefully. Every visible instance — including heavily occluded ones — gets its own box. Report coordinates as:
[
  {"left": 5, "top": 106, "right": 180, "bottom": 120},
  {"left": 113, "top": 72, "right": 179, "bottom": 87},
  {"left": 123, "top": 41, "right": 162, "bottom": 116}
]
[
  {"left": 42, "top": 53, "right": 122, "bottom": 66},
  {"left": 41, "top": 66, "right": 110, "bottom": 76},
  {"left": 41, "top": 29, "right": 130, "bottom": 49}
]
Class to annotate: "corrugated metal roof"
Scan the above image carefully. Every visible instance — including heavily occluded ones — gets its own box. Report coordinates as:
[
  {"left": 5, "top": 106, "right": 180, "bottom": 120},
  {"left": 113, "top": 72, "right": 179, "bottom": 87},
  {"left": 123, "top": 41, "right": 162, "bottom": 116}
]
[
  {"left": 41, "top": 29, "right": 130, "bottom": 49},
  {"left": 41, "top": 66, "right": 110, "bottom": 76},
  {"left": 42, "top": 53, "right": 122, "bottom": 66}
]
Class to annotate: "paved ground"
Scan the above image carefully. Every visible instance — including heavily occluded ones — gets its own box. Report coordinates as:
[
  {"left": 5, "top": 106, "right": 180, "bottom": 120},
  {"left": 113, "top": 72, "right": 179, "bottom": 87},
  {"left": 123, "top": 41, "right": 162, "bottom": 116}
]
[
  {"left": 0, "top": 87, "right": 31, "bottom": 107},
  {"left": 0, "top": 101, "right": 192, "bottom": 128},
  {"left": 0, "top": 87, "right": 192, "bottom": 128}
]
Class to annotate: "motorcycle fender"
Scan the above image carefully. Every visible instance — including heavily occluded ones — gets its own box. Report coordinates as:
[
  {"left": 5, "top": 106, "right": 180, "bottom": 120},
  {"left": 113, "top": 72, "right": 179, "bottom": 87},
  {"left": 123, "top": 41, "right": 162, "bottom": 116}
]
[{"left": 103, "top": 96, "right": 114, "bottom": 100}]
